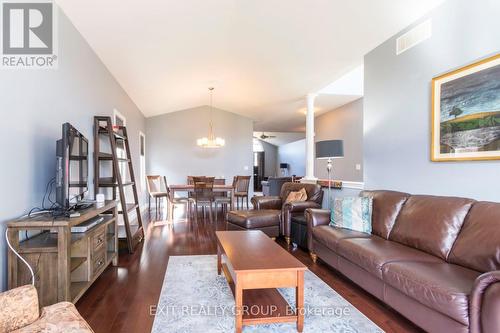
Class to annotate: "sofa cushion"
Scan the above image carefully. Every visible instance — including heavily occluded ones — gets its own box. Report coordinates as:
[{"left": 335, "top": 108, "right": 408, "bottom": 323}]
[
  {"left": 449, "top": 201, "right": 500, "bottom": 272},
  {"left": 0, "top": 285, "right": 39, "bottom": 333},
  {"left": 13, "top": 301, "right": 94, "bottom": 333},
  {"left": 389, "top": 195, "right": 475, "bottom": 260},
  {"left": 360, "top": 190, "right": 409, "bottom": 239},
  {"left": 312, "top": 225, "right": 371, "bottom": 252},
  {"left": 382, "top": 262, "right": 481, "bottom": 326},
  {"left": 280, "top": 182, "right": 323, "bottom": 205},
  {"left": 285, "top": 188, "right": 308, "bottom": 204},
  {"left": 330, "top": 197, "right": 373, "bottom": 233},
  {"left": 337, "top": 237, "right": 442, "bottom": 278}
]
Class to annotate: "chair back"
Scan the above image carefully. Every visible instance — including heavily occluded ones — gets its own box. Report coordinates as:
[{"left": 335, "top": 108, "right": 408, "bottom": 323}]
[
  {"left": 193, "top": 177, "right": 215, "bottom": 201},
  {"left": 146, "top": 175, "right": 167, "bottom": 194},
  {"left": 234, "top": 176, "right": 251, "bottom": 194}
]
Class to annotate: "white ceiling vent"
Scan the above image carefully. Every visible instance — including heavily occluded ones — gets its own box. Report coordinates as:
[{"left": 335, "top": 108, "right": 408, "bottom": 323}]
[{"left": 396, "top": 19, "right": 432, "bottom": 55}]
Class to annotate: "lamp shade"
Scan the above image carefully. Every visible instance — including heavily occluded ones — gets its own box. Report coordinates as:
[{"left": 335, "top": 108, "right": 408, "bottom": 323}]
[{"left": 316, "top": 140, "right": 344, "bottom": 159}]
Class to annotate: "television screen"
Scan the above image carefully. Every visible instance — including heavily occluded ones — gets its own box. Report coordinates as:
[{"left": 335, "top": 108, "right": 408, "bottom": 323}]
[{"left": 56, "top": 123, "right": 89, "bottom": 209}]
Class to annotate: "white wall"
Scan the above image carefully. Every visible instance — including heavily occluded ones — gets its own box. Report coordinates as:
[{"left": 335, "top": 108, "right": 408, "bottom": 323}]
[
  {"left": 260, "top": 140, "right": 278, "bottom": 177},
  {"left": 146, "top": 106, "right": 254, "bottom": 193},
  {"left": 277, "top": 139, "right": 306, "bottom": 176},
  {"left": 315, "top": 98, "right": 363, "bottom": 182},
  {"left": 0, "top": 8, "right": 146, "bottom": 291},
  {"left": 364, "top": 0, "right": 500, "bottom": 201}
]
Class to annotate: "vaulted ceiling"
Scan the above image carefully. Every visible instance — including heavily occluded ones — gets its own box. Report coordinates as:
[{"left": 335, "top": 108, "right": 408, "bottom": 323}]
[{"left": 56, "top": 0, "right": 444, "bottom": 131}]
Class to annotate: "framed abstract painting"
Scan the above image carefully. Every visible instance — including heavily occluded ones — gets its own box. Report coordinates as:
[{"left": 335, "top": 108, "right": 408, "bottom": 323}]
[{"left": 431, "top": 53, "right": 500, "bottom": 161}]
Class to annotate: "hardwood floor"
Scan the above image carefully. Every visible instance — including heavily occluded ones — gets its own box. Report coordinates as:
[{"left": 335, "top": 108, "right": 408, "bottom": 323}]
[{"left": 76, "top": 207, "right": 423, "bottom": 333}]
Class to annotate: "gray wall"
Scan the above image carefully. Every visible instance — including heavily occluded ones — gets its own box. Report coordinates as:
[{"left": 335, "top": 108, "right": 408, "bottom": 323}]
[
  {"left": 364, "top": 0, "right": 500, "bottom": 201},
  {"left": 146, "top": 106, "right": 254, "bottom": 193},
  {"left": 260, "top": 140, "right": 278, "bottom": 177},
  {"left": 315, "top": 98, "right": 363, "bottom": 182},
  {"left": 277, "top": 139, "right": 306, "bottom": 176},
  {"left": 0, "top": 8, "right": 146, "bottom": 291}
]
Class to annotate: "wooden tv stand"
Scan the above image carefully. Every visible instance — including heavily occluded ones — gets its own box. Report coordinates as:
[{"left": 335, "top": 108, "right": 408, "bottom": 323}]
[{"left": 7, "top": 200, "right": 118, "bottom": 307}]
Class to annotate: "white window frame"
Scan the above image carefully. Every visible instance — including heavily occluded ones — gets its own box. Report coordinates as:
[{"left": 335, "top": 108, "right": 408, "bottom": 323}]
[{"left": 113, "top": 108, "right": 127, "bottom": 126}]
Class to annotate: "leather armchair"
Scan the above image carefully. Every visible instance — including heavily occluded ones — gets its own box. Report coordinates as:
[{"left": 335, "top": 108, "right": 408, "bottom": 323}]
[{"left": 252, "top": 182, "right": 323, "bottom": 244}]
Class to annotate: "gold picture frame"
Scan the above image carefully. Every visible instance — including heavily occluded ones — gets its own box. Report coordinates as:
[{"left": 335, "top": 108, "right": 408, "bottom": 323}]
[{"left": 431, "top": 53, "right": 500, "bottom": 161}]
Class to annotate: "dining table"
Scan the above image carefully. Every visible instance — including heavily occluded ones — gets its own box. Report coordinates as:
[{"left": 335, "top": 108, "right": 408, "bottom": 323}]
[{"left": 168, "top": 184, "right": 235, "bottom": 221}]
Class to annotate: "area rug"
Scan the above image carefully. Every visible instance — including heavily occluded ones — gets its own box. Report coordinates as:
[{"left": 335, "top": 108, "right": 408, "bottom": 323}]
[{"left": 151, "top": 255, "right": 383, "bottom": 333}]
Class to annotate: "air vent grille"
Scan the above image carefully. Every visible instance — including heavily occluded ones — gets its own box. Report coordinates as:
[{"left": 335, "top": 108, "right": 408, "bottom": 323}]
[{"left": 396, "top": 19, "right": 432, "bottom": 55}]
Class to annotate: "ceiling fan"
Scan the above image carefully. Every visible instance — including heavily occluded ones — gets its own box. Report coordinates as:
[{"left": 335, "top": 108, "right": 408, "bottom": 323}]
[{"left": 254, "top": 133, "right": 277, "bottom": 140}]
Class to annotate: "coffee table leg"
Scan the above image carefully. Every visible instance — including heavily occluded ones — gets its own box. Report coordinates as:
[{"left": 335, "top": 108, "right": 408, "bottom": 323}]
[
  {"left": 235, "top": 283, "right": 243, "bottom": 333},
  {"left": 217, "top": 244, "right": 222, "bottom": 275},
  {"left": 297, "top": 271, "right": 304, "bottom": 332}
]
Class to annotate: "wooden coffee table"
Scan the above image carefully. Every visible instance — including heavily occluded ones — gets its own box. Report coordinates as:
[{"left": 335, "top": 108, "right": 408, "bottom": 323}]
[{"left": 216, "top": 230, "right": 307, "bottom": 333}]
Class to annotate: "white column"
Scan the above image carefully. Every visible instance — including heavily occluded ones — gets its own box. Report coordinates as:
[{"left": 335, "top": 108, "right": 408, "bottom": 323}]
[{"left": 302, "top": 93, "right": 318, "bottom": 183}]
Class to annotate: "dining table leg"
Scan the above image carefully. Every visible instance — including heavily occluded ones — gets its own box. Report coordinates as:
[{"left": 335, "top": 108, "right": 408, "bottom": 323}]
[
  {"left": 230, "top": 190, "right": 235, "bottom": 211},
  {"left": 168, "top": 189, "right": 174, "bottom": 222}
]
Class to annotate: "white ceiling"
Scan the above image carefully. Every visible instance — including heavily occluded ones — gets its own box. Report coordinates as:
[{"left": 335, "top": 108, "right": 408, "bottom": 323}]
[
  {"left": 56, "top": 0, "right": 444, "bottom": 131},
  {"left": 254, "top": 132, "right": 305, "bottom": 146}
]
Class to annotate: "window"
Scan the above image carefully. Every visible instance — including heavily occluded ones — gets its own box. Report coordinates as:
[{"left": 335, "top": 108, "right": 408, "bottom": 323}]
[{"left": 139, "top": 132, "right": 146, "bottom": 192}]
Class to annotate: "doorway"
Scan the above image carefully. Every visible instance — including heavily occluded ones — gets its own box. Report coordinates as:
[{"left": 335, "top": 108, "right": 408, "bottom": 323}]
[{"left": 253, "top": 152, "right": 265, "bottom": 191}]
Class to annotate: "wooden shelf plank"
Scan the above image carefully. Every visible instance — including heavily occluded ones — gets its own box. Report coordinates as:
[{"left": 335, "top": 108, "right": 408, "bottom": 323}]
[
  {"left": 98, "top": 127, "right": 127, "bottom": 141},
  {"left": 97, "top": 153, "right": 129, "bottom": 162},
  {"left": 118, "top": 224, "right": 141, "bottom": 239},
  {"left": 70, "top": 257, "right": 87, "bottom": 272},
  {"left": 8, "top": 201, "right": 117, "bottom": 228},
  {"left": 98, "top": 177, "right": 134, "bottom": 187},
  {"left": 118, "top": 203, "right": 138, "bottom": 214},
  {"left": 17, "top": 215, "right": 116, "bottom": 253},
  {"left": 70, "top": 281, "right": 89, "bottom": 301}
]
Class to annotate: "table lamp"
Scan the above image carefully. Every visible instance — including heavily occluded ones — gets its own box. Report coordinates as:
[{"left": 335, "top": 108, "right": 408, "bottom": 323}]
[{"left": 316, "top": 140, "right": 344, "bottom": 209}]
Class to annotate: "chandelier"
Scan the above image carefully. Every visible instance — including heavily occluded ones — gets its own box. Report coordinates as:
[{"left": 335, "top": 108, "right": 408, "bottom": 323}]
[{"left": 197, "top": 87, "right": 225, "bottom": 148}]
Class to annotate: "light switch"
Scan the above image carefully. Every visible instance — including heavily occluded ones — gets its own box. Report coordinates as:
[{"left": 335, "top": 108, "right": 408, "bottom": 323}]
[
  {"left": 243, "top": 166, "right": 249, "bottom": 171},
  {"left": 355, "top": 164, "right": 361, "bottom": 170}
]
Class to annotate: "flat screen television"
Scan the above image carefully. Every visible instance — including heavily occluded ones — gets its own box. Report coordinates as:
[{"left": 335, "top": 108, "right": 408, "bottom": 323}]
[{"left": 56, "top": 123, "right": 89, "bottom": 210}]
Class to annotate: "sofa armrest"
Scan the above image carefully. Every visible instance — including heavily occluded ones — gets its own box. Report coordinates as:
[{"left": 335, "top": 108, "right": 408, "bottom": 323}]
[
  {"left": 251, "top": 196, "right": 282, "bottom": 210},
  {"left": 305, "top": 208, "right": 330, "bottom": 253},
  {"left": 470, "top": 270, "right": 500, "bottom": 333},
  {"left": 281, "top": 202, "right": 322, "bottom": 240},
  {"left": 0, "top": 285, "right": 39, "bottom": 332},
  {"left": 283, "top": 201, "right": 321, "bottom": 213}
]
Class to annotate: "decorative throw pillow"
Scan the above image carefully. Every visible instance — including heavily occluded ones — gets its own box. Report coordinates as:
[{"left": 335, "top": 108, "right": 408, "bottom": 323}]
[
  {"left": 330, "top": 197, "right": 373, "bottom": 234},
  {"left": 285, "top": 188, "right": 308, "bottom": 204}
]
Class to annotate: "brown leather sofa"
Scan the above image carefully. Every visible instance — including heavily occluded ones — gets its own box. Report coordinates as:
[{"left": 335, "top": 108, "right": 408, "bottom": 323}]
[
  {"left": 306, "top": 190, "right": 500, "bottom": 333},
  {"left": 252, "top": 182, "right": 323, "bottom": 244}
]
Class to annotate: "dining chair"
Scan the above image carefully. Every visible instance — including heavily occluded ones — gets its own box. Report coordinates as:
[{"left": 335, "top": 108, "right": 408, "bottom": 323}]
[
  {"left": 166, "top": 177, "right": 195, "bottom": 220},
  {"left": 146, "top": 175, "right": 169, "bottom": 219},
  {"left": 193, "top": 177, "right": 215, "bottom": 222},
  {"left": 214, "top": 176, "right": 234, "bottom": 220},
  {"left": 234, "top": 175, "right": 251, "bottom": 209}
]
